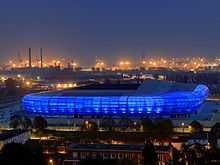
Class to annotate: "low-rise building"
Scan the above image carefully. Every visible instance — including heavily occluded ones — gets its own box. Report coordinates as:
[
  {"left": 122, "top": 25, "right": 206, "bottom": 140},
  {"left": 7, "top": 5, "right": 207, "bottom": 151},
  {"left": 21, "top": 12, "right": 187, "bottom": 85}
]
[{"left": 65, "top": 143, "right": 173, "bottom": 165}]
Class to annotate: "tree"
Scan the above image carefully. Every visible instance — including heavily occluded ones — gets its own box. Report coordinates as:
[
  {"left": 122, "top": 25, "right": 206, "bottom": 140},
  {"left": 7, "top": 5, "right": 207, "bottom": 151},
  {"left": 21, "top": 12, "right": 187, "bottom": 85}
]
[
  {"left": 0, "top": 143, "right": 46, "bottom": 165},
  {"left": 143, "top": 140, "right": 157, "bottom": 165},
  {"left": 154, "top": 118, "right": 173, "bottom": 140},
  {"left": 181, "top": 143, "right": 188, "bottom": 164},
  {"left": 187, "top": 149, "right": 197, "bottom": 165},
  {"left": 4, "top": 78, "right": 17, "bottom": 95},
  {"left": 181, "top": 144, "right": 205, "bottom": 165},
  {"left": 209, "top": 123, "right": 220, "bottom": 148},
  {"left": 22, "top": 117, "right": 32, "bottom": 129},
  {"left": 33, "top": 116, "right": 47, "bottom": 131},
  {"left": 141, "top": 118, "right": 155, "bottom": 133},
  {"left": 206, "top": 148, "right": 220, "bottom": 164},
  {"left": 118, "top": 118, "right": 130, "bottom": 131},
  {"left": 192, "top": 144, "right": 206, "bottom": 164},
  {"left": 100, "top": 117, "right": 115, "bottom": 131},
  {"left": 190, "top": 120, "right": 203, "bottom": 134},
  {"left": 9, "top": 115, "right": 22, "bottom": 129},
  {"left": 10, "top": 116, "right": 33, "bottom": 130},
  {"left": 171, "top": 148, "right": 183, "bottom": 165}
]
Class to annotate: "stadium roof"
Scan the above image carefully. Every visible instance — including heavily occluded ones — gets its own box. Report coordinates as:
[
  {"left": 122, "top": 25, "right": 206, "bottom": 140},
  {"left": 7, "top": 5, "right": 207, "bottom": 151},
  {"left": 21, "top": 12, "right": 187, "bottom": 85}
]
[{"left": 32, "top": 80, "right": 198, "bottom": 97}]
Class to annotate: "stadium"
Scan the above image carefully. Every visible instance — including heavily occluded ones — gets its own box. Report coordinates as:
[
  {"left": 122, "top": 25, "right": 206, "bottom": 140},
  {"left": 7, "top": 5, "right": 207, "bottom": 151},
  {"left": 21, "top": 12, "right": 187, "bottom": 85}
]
[{"left": 22, "top": 80, "right": 209, "bottom": 118}]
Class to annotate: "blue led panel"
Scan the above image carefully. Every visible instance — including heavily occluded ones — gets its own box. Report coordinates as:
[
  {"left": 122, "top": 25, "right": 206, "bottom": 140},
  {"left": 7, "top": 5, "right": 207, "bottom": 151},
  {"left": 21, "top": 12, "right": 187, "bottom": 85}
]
[{"left": 22, "top": 85, "right": 209, "bottom": 115}]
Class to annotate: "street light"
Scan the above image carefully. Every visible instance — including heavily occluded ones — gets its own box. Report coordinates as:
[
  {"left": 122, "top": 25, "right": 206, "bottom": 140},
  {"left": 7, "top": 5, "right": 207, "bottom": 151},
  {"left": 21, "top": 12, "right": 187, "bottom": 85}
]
[
  {"left": 119, "top": 61, "right": 124, "bottom": 65},
  {"left": 181, "top": 122, "right": 185, "bottom": 133},
  {"left": 125, "top": 61, "right": 130, "bottom": 65},
  {"left": 72, "top": 62, "right": 77, "bottom": 67},
  {"left": 68, "top": 83, "right": 73, "bottom": 88},
  {"left": 1, "top": 77, "right": 6, "bottom": 82},
  {"left": 49, "top": 159, "right": 53, "bottom": 165},
  {"left": 188, "top": 125, "right": 192, "bottom": 133},
  {"left": 25, "top": 81, "right": 31, "bottom": 86}
]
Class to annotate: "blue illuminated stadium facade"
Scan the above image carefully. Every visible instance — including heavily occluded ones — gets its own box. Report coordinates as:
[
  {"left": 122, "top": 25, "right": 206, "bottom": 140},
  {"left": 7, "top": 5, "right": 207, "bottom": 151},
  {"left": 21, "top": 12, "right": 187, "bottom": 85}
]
[{"left": 22, "top": 81, "right": 209, "bottom": 117}]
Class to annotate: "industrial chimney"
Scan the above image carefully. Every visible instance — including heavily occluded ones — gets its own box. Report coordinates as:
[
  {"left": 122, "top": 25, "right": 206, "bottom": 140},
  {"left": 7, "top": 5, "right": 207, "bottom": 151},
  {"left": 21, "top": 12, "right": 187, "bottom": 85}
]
[
  {"left": 29, "top": 48, "right": 32, "bottom": 68},
  {"left": 40, "top": 48, "right": 43, "bottom": 68}
]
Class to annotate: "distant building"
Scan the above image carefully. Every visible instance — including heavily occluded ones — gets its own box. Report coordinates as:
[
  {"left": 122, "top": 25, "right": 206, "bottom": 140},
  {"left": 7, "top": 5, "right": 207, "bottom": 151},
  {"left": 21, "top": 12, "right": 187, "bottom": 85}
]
[
  {"left": 210, "top": 123, "right": 220, "bottom": 148},
  {"left": 64, "top": 144, "right": 173, "bottom": 165},
  {"left": 0, "top": 130, "right": 31, "bottom": 150}
]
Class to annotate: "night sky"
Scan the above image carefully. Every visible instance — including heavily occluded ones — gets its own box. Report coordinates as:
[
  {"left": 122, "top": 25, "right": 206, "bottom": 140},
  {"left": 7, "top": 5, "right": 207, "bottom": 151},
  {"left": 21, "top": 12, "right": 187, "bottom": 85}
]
[{"left": 0, "top": 0, "right": 220, "bottom": 65}]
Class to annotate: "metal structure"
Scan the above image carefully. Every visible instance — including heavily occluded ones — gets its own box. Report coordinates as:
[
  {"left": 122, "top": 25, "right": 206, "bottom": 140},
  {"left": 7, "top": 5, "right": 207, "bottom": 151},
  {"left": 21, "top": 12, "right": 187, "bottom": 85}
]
[{"left": 28, "top": 48, "right": 32, "bottom": 68}]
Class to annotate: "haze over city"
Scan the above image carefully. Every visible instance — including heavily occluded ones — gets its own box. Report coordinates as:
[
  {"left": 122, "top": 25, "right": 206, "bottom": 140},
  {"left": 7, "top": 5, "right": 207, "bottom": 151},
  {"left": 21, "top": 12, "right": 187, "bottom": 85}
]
[
  {"left": 1, "top": 0, "right": 220, "bottom": 65},
  {"left": 1, "top": 1, "right": 220, "bottom": 165}
]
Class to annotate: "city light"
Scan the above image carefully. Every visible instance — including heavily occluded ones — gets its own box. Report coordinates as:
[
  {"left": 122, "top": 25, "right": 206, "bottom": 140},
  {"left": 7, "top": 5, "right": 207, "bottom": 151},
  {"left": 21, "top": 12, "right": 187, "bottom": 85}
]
[
  {"left": 1, "top": 77, "right": 6, "bottom": 82},
  {"left": 49, "top": 159, "right": 53, "bottom": 165},
  {"left": 118, "top": 60, "right": 131, "bottom": 70},
  {"left": 72, "top": 62, "right": 77, "bottom": 67},
  {"left": 119, "top": 61, "right": 124, "bottom": 65},
  {"left": 125, "top": 61, "right": 130, "bottom": 65},
  {"left": 188, "top": 125, "right": 192, "bottom": 132},
  {"left": 138, "top": 57, "right": 209, "bottom": 70},
  {"left": 142, "top": 61, "right": 146, "bottom": 64},
  {"left": 57, "top": 83, "right": 62, "bottom": 88},
  {"left": 3, "top": 56, "right": 218, "bottom": 71},
  {"left": 95, "top": 59, "right": 105, "bottom": 70},
  {"left": 25, "top": 81, "right": 31, "bottom": 86},
  {"left": 56, "top": 83, "right": 77, "bottom": 89}
]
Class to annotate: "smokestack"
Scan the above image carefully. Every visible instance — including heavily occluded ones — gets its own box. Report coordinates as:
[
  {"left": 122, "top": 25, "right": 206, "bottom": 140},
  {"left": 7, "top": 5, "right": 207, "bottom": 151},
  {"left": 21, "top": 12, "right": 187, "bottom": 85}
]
[
  {"left": 40, "top": 48, "right": 43, "bottom": 68},
  {"left": 29, "top": 48, "right": 32, "bottom": 68}
]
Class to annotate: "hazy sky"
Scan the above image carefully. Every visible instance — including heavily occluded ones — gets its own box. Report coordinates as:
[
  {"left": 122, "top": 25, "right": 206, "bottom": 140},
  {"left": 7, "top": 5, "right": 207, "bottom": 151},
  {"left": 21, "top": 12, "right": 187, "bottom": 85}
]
[{"left": 0, "top": 0, "right": 220, "bottom": 65}]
